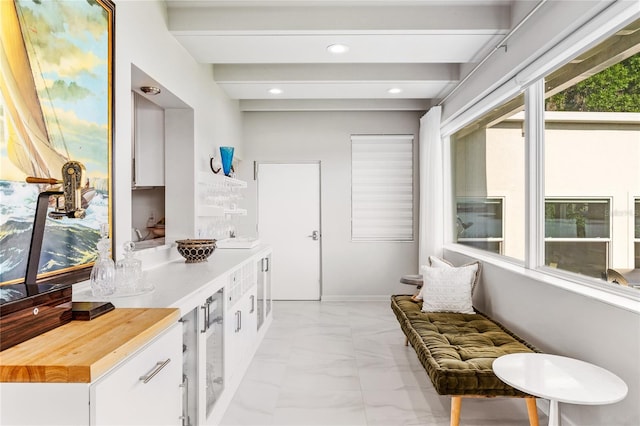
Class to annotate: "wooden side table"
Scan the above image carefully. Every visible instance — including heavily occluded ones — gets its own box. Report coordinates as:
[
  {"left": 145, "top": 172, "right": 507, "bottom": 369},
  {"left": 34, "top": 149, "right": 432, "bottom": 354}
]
[
  {"left": 493, "top": 353, "right": 628, "bottom": 426},
  {"left": 400, "top": 274, "right": 423, "bottom": 288}
]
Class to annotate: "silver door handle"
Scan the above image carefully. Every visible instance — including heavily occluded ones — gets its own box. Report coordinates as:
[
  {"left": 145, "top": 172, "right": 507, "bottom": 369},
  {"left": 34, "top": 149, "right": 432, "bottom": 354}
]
[
  {"left": 308, "top": 230, "right": 320, "bottom": 240},
  {"left": 139, "top": 359, "right": 171, "bottom": 384}
]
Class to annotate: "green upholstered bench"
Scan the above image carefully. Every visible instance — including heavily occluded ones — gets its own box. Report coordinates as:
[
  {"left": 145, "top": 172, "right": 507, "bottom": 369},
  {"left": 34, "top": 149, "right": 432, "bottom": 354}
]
[{"left": 391, "top": 295, "right": 541, "bottom": 426}]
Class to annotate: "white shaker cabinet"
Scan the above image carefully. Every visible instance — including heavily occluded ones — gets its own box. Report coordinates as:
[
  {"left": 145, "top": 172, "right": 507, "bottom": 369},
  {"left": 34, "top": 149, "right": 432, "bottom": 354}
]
[
  {"left": 92, "top": 323, "right": 183, "bottom": 425},
  {"left": 224, "top": 264, "right": 258, "bottom": 384}
]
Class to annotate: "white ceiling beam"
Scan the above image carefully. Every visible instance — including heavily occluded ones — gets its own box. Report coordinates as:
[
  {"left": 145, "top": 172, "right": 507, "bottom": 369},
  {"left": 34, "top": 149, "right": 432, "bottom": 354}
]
[
  {"left": 167, "top": 5, "right": 511, "bottom": 33},
  {"left": 239, "top": 98, "right": 432, "bottom": 111},
  {"left": 213, "top": 63, "right": 459, "bottom": 82},
  {"left": 219, "top": 81, "right": 455, "bottom": 99},
  {"left": 174, "top": 33, "right": 504, "bottom": 63}
]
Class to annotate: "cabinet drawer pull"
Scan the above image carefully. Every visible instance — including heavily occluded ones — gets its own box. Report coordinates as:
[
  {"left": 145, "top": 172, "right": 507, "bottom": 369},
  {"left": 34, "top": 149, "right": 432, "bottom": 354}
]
[
  {"left": 235, "top": 310, "right": 241, "bottom": 332},
  {"left": 200, "top": 304, "right": 210, "bottom": 333},
  {"left": 139, "top": 358, "right": 171, "bottom": 384}
]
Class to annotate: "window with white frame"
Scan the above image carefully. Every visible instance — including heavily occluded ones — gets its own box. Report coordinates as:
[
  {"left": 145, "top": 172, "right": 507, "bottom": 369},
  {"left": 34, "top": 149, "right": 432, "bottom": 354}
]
[
  {"left": 451, "top": 91, "right": 526, "bottom": 262},
  {"left": 456, "top": 198, "right": 504, "bottom": 254},
  {"left": 447, "top": 17, "right": 639, "bottom": 293},
  {"left": 544, "top": 43, "right": 639, "bottom": 282},
  {"left": 351, "top": 135, "right": 413, "bottom": 242},
  {"left": 544, "top": 199, "right": 611, "bottom": 278}
]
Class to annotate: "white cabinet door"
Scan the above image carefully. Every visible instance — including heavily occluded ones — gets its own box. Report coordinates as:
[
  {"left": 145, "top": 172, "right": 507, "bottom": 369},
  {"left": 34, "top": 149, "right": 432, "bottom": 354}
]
[
  {"left": 133, "top": 92, "right": 165, "bottom": 187},
  {"left": 256, "top": 257, "right": 265, "bottom": 330},
  {"left": 225, "top": 286, "right": 257, "bottom": 383},
  {"left": 225, "top": 300, "right": 242, "bottom": 382},
  {"left": 0, "top": 383, "right": 88, "bottom": 425},
  {"left": 201, "top": 289, "right": 225, "bottom": 422},
  {"left": 263, "top": 255, "right": 272, "bottom": 318},
  {"left": 92, "top": 323, "right": 182, "bottom": 426},
  {"left": 243, "top": 287, "right": 258, "bottom": 352}
]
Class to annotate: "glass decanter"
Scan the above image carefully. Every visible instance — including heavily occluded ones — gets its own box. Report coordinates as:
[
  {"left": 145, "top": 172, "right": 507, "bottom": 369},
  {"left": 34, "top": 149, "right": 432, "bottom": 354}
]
[
  {"left": 116, "top": 241, "right": 142, "bottom": 294},
  {"left": 90, "top": 223, "right": 116, "bottom": 297}
]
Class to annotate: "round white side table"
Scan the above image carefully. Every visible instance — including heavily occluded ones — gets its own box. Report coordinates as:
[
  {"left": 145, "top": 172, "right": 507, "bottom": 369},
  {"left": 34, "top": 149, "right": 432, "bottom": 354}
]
[{"left": 493, "top": 353, "right": 628, "bottom": 426}]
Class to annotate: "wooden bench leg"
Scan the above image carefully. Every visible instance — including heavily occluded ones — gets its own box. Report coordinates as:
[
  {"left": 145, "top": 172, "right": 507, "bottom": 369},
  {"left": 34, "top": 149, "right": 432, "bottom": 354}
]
[
  {"left": 450, "top": 396, "right": 462, "bottom": 426},
  {"left": 525, "top": 397, "right": 539, "bottom": 426}
]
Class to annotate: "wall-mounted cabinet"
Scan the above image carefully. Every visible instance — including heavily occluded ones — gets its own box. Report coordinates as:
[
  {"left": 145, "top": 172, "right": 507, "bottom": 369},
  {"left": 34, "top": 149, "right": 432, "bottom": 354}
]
[{"left": 133, "top": 92, "right": 165, "bottom": 187}]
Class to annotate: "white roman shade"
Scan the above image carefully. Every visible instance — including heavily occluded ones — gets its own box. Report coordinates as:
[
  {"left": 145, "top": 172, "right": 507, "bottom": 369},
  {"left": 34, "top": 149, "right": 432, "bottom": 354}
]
[{"left": 351, "top": 135, "right": 414, "bottom": 241}]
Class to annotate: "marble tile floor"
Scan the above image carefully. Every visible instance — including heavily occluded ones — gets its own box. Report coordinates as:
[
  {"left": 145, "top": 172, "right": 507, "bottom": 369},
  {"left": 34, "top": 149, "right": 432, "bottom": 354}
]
[{"left": 220, "top": 301, "right": 547, "bottom": 426}]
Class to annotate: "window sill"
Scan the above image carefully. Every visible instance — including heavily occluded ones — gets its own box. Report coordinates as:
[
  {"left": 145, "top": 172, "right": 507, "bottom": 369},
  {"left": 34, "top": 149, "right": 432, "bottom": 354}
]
[{"left": 444, "top": 244, "right": 640, "bottom": 314}]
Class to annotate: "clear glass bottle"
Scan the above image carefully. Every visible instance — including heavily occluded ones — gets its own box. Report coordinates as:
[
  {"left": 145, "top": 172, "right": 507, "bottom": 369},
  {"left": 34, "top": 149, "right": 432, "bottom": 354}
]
[
  {"left": 116, "top": 241, "right": 142, "bottom": 293},
  {"left": 90, "top": 223, "right": 116, "bottom": 297}
]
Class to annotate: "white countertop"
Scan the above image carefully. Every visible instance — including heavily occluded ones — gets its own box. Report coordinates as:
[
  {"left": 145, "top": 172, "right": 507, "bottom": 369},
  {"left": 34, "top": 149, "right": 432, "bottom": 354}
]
[{"left": 74, "top": 244, "right": 271, "bottom": 315}]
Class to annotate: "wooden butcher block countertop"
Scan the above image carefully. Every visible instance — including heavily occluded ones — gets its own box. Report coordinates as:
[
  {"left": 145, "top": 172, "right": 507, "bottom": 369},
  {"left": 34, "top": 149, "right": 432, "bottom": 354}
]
[{"left": 0, "top": 308, "right": 179, "bottom": 383}]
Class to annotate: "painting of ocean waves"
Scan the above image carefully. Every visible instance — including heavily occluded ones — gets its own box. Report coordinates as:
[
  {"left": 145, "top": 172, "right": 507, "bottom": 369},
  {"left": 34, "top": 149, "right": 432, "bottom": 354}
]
[{"left": 0, "top": 180, "right": 107, "bottom": 284}]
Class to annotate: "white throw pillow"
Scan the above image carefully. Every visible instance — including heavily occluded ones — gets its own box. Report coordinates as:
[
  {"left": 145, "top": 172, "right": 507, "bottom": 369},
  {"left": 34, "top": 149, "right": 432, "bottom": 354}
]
[
  {"left": 418, "top": 263, "right": 477, "bottom": 314},
  {"left": 428, "top": 256, "right": 481, "bottom": 294},
  {"left": 428, "top": 256, "right": 455, "bottom": 268}
]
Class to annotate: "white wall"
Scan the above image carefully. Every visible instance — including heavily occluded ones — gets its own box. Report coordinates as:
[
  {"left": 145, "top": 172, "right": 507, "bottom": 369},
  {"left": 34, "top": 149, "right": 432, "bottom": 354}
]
[
  {"left": 112, "top": 0, "right": 243, "bottom": 264},
  {"left": 445, "top": 249, "right": 640, "bottom": 426},
  {"left": 240, "top": 111, "right": 421, "bottom": 299}
]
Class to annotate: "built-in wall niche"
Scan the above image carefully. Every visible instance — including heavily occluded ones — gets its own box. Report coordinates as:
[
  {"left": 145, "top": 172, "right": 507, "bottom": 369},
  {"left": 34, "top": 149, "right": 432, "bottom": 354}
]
[
  {"left": 131, "top": 64, "right": 193, "bottom": 252},
  {"left": 131, "top": 91, "right": 166, "bottom": 250},
  {"left": 132, "top": 186, "right": 165, "bottom": 249}
]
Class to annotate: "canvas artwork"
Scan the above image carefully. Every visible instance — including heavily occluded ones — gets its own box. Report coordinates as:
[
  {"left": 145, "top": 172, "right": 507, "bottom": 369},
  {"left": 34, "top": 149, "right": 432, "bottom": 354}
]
[{"left": 0, "top": 0, "right": 114, "bottom": 294}]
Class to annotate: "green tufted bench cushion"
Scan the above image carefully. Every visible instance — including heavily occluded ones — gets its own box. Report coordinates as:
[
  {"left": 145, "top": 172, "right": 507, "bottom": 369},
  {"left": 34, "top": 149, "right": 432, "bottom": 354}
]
[{"left": 391, "top": 294, "right": 540, "bottom": 397}]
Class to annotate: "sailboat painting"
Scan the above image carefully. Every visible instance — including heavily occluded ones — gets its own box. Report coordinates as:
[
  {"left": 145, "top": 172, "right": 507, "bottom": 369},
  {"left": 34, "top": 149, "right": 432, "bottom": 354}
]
[{"left": 0, "top": 0, "right": 114, "bottom": 289}]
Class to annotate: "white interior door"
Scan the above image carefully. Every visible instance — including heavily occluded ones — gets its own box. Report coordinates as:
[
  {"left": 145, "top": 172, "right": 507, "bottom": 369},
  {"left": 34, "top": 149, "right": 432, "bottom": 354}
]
[{"left": 257, "top": 163, "right": 321, "bottom": 300}]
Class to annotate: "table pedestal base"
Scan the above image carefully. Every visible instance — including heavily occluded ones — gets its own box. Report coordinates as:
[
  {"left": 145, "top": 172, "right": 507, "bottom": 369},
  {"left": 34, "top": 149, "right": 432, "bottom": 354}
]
[{"left": 548, "top": 400, "right": 560, "bottom": 426}]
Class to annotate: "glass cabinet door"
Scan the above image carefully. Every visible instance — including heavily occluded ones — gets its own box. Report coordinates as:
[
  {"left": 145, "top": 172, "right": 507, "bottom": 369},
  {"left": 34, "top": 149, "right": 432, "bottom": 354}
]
[
  {"left": 203, "top": 288, "right": 224, "bottom": 418},
  {"left": 181, "top": 309, "right": 198, "bottom": 426}
]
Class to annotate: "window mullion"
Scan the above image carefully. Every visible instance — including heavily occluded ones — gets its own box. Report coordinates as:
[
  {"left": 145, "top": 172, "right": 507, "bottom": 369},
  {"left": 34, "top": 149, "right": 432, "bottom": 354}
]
[{"left": 524, "top": 79, "right": 545, "bottom": 269}]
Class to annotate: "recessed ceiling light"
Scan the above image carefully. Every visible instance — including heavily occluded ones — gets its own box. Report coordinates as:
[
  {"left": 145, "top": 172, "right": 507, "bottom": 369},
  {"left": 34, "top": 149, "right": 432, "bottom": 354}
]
[
  {"left": 268, "top": 88, "right": 283, "bottom": 95},
  {"left": 388, "top": 88, "right": 403, "bottom": 94},
  {"left": 327, "top": 44, "right": 349, "bottom": 54}
]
